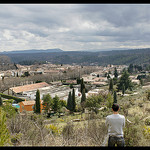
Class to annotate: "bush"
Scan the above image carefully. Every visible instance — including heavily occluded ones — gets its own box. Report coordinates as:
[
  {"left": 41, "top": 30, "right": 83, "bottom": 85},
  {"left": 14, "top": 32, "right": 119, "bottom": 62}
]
[
  {"left": 45, "top": 124, "right": 61, "bottom": 135},
  {"left": 0, "top": 93, "right": 25, "bottom": 102},
  {"left": 87, "top": 121, "right": 107, "bottom": 146},
  {"left": 145, "top": 118, "right": 150, "bottom": 126},
  {"left": 2, "top": 102, "right": 17, "bottom": 118},
  {"left": 146, "top": 90, "right": 150, "bottom": 100},
  {"left": 7, "top": 113, "right": 49, "bottom": 146},
  {"left": 0, "top": 107, "right": 12, "bottom": 146},
  {"left": 124, "top": 124, "right": 142, "bottom": 146},
  {"left": 143, "top": 126, "right": 150, "bottom": 139},
  {"left": 62, "top": 122, "right": 75, "bottom": 140},
  {"left": 124, "top": 115, "right": 146, "bottom": 146}
]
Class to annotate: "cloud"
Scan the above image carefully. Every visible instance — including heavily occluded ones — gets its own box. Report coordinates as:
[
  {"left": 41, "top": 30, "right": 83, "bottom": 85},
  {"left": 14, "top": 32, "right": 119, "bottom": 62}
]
[{"left": 0, "top": 4, "right": 150, "bottom": 51}]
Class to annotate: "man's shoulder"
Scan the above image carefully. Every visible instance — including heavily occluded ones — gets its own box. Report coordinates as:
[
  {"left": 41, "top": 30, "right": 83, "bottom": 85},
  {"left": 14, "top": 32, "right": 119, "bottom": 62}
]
[
  {"left": 118, "top": 114, "right": 125, "bottom": 118},
  {"left": 106, "top": 114, "right": 125, "bottom": 119},
  {"left": 106, "top": 114, "right": 114, "bottom": 119}
]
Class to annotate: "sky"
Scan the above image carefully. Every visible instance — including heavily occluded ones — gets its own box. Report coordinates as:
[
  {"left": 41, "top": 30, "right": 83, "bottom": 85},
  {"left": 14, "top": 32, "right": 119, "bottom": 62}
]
[{"left": 1, "top": 4, "right": 150, "bottom": 52}]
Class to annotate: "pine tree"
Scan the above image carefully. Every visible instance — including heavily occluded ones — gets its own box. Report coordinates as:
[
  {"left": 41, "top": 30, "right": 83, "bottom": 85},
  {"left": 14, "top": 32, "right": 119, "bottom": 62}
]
[
  {"left": 72, "top": 88, "right": 76, "bottom": 112},
  {"left": 117, "top": 70, "right": 133, "bottom": 92},
  {"left": 0, "top": 95, "right": 3, "bottom": 106},
  {"left": 128, "top": 64, "right": 134, "bottom": 74},
  {"left": 53, "top": 95, "right": 59, "bottom": 113},
  {"left": 43, "top": 94, "right": 53, "bottom": 113},
  {"left": 113, "top": 91, "right": 117, "bottom": 103},
  {"left": 35, "top": 89, "right": 41, "bottom": 114}
]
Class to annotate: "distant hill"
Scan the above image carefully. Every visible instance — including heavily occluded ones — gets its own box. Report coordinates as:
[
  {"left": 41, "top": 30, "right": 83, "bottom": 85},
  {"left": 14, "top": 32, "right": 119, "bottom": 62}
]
[
  {"left": 1, "top": 48, "right": 150, "bottom": 66},
  {"left": 77, "top": 48, "right": 130, "bottom": 52},
  {"left": 1, "top": 48, "right": 63, "bottom": 54}
]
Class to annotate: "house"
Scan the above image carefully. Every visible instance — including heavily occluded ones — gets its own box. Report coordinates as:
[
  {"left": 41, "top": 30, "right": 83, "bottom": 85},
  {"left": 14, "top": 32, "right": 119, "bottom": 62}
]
[
  {"left": 82, "top": 75, "right": 95, "bottom": 84},
  {"left": 19, "top": 99, "right": 44, "bottom": 113},
  {"left": 8, "top": 82, "right": 49, "bottom": 96},
  {"left": 65, "top": 80, "right": 77, "bottom": 85},
  {"left": 131, "top": 79, "right": 140, "bottom": 85},
  {"left": 97, "top": 77, "right": 108, "bottom": 82},
  {"left": 93, "top": 81, "right": 108, "bottom": 87},
  {"left": 0, "top": 72, "right": 4, "bottom": 79},
  {"left": 44, "top": 70, "right": 60, "bottom": 74}
]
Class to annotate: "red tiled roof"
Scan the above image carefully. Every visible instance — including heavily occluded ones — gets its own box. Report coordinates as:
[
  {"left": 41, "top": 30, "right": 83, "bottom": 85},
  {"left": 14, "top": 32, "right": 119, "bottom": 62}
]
[
  {"left": 10, "top": 82, "right": 49, "bottom": 93},
  {"left": 22, "top": 100, "right": 43, "bottom": 105}
]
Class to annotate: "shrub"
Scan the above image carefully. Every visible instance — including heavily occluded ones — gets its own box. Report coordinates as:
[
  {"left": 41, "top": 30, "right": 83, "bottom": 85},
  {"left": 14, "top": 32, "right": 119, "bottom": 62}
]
[
  {"left": 143, "top": 126, "right": 150, "bottom": 139},
  {"left": 124, "top": 124, "right": 141, "bottom": 146},
  {"left": 146, "top": 90, "right": 150, "bottom": 100},
  {"left": 87, "top": 121, "right": 107, "bottom": 146},
  {"left": 62, "top": 122, "right": 75, "bottom": 140},
  {"left": 145, "top": 118, "right": 150, "bottom": 126},
  {"left": 106, "top": 93, "right": 113, "bottom": 108},
  {"left": 7, "top": 113, "right": 49, "bottom": 146},
  {"left": 0, "top": 107, "right": 12, "bottom": 146},
  {"left": 124, "top": 115, "right": 146, "bottom": 146},
  {"left": 2, "top": 102, "right": 17, "bottom": 118},
  {"left": 45, "top": 124, "right": 61, "bottom": 135},
  {"left": 0, "top": 93, "right": 25, "bottom": 102}
]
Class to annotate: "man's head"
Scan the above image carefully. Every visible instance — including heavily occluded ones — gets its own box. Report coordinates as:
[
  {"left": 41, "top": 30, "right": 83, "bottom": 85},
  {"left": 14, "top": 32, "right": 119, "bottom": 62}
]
[{"left": 112, "top": 103, "right": 119, "bottom": 112}]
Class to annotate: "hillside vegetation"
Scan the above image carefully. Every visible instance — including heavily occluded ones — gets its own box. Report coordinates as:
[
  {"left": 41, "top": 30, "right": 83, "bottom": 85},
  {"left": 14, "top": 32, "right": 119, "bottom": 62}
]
[
  {"left": 2, "top": 48, "right": 150, "bottom": 65},
  {"left": 0, "top": 82, "right": 150, "bottom": 146}
]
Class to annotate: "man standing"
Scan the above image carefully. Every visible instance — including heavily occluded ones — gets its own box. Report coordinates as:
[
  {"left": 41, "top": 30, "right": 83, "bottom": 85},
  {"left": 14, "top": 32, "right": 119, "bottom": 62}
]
[{"left": 105, "top": 103, "right": 125, "bottom": 147}]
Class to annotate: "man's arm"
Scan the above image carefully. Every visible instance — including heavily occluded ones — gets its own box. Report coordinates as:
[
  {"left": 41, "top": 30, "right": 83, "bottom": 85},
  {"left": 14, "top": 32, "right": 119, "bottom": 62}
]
[
  {"left": 105, "top": 116, "right": 109, "bottom": 127},
  {"left": 123, "top": 116, "right": 125, "bottom": 128}
]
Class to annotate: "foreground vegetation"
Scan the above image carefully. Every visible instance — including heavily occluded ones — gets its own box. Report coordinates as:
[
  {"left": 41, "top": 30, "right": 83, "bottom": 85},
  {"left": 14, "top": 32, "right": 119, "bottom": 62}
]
[{"left": 0, "top": 84, "right": 150, "bottom": 146}]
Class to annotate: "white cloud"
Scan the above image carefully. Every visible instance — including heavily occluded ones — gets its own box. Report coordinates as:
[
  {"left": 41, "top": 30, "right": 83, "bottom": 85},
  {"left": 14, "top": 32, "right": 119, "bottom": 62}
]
[{"left": 1, "top": 4, "right": 150, "bottom": 51}]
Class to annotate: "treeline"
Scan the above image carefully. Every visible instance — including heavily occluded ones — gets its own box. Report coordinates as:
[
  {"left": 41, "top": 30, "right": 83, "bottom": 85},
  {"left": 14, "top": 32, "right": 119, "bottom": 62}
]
[{"left": 3, "top": 48, "right": 150, "bottom": 66}]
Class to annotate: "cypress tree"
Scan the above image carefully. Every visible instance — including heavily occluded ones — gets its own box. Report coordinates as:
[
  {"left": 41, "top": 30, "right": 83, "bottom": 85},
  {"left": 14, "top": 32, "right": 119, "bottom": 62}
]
[
  {"left": 72, "top": 88, "right": 76, "bottom": 112},
  {"left": 81, "top": 88, "right": 86, "bottom": 112},
  {"left": 77, "top": 78, "right": 81, "bottom": 84},
  {"left": 80, "top": 78, "right": 85, "bottom": 93},
  {"left": 66, "top": 91, "right": 72, "bottom": 111},
  {"left": 113, "top": 91, "right": 117, "bottom": 103},
  {"left": 0, "top": 95, "right": 3, "bottom": 106},
  {"left": 107, "top": 74, "right": 110, "bottom": 79},
  {"left": 114, "top": 67, "right": 118, "bottom": 78},
  {"left": 109, "top": 79, "right": 114, "bottom": 92},
  {"left": 122, "top": 84, "right": 125, "bottom": 95},
  {"left": 35, "top": 89, "right": 41, "bottom": 114},
  {"left": 140, "top": 78, "right": 143, "bottom": 86}
]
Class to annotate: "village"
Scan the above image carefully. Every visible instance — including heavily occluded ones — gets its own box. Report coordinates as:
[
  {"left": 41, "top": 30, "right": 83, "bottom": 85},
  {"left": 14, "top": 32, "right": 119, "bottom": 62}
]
[{"left": 0, "top": 62, "right": 143, "bottom": 113}]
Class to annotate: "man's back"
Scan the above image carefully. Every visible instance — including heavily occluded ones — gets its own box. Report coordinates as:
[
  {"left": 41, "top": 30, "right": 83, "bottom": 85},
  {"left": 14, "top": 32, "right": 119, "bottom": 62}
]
[{"left": 106, "top": 114, "right": 125, "bottom": 137}]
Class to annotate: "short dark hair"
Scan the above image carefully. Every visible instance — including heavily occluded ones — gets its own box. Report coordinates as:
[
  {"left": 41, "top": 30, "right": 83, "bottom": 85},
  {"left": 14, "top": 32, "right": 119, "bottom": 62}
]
[{"left": 112, "top": 103, "right": 119, "bottom": 112}]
